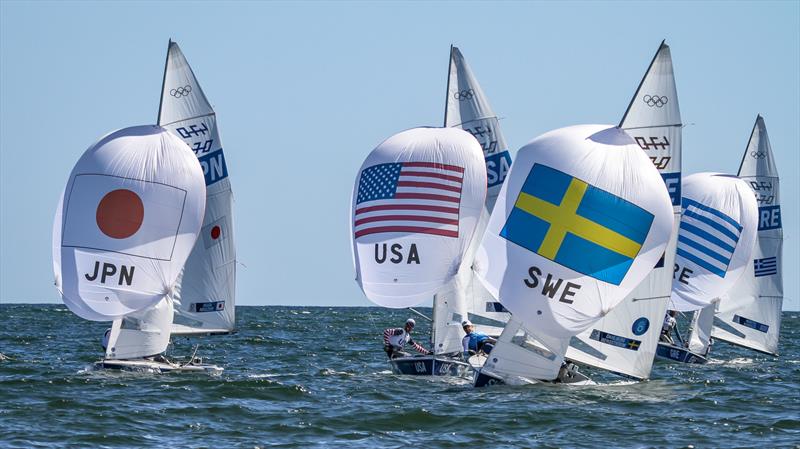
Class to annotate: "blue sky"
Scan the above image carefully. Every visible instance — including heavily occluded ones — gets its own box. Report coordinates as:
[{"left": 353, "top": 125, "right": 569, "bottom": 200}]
[{"left": 1, "top": 1, "right": 798, "bottom": 310}]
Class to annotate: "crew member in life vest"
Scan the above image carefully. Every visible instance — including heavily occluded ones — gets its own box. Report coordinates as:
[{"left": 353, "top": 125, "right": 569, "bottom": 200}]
[
  {"left": 660, "top": 310, "right": 683, "bottom": 345},
  {"left": 383, "top": 318, "right": 430, "bottom": 359},
  {"left": 461, "top": 320, "right": 496, "bottom": 358}
]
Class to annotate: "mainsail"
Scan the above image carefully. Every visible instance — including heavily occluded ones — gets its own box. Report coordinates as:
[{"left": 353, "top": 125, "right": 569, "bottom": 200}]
[
  {"left": 669, "top": 172, "right": 759, "bottom": 312},
  {"left": 53, "top": 126, "right": 206, "bottom": 355},
  {"left": 566, "top": 41, "right": 682, "bottom": 379},
  {"left": 158, "top": 40, "right": 237, "bottom": 334},
  {"left": 474, "top": 124, "right": 674, "bottom": 381},
  {"left": 350, "top": 127, "right": 487, "bottom": 308},
  {"left": 432, "top": 46, "right": 513, "bottom": 355},
  {"left": 444, "top": 46, "right": 512, "bottom": 210},
  {"left": 712, "top": 116, "right": 783, "bottom": 355}
]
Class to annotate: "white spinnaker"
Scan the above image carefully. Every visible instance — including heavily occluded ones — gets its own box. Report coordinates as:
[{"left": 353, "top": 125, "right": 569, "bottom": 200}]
[
  {"left": 670, "top": 173, "right": 759, "bottom": 312},
  {"left": 687, "top": 304, "right": 715, "bottom": 356},
  {"left": 53, "top": 126, "right": 205, "bottom": 321},
  {"left": 105, "top": 297, "right": 174, "bottom": 360},
  {"left": 158, "top": 40, "right": 236, "bottom": 333},
  {"left": 566, "top": 41, "right": 681, "bottom": 379},
  {"left": 475, "top": 125, "right": 674, "bottom": 339},
  {"left": 350, "top": 127, "right": 487, "bottom": 308},
  {"left": 712, "top": 116, "right": 783, "bottom": 355},
  {"left": 444, "top": 46, "right": 512, "bottom": 336}
]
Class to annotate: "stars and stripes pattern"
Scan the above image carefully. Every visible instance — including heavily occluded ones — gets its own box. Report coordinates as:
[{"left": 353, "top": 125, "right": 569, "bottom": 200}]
[
  {"left": 754, "top": 256, "right": 778, "bottom": 277},
  {"left": 354, "top": 162, "right": 463, "bottom": 239},
  {"left": 676, "top": 198, "right": 742, "bottom": 278}
]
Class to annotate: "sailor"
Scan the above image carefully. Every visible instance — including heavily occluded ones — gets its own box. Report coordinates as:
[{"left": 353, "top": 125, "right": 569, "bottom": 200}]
[
  {"left": 382, "top": 318, "right": 430, "bottom": 359},
  {"left": 660, "top": 310, "right": 678, "bottom": 345},
  {"left": 461, "top": 320, "right": 496, "bottom": 358},
  {"left": 101, "top": 328, "right": 111, "bottom": 351}
]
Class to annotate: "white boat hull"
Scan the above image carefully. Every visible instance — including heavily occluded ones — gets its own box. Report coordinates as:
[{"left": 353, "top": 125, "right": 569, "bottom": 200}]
[{"left": 95, "top": 359, "right": 223, "bottom": 374}]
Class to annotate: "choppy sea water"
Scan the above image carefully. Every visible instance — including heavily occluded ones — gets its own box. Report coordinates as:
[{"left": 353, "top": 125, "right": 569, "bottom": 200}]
[{"left": 1, "top": 304, "right": 798, "bottom": 449}]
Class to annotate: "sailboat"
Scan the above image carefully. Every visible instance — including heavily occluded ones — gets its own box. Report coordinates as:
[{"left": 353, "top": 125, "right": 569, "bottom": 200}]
[
  {"left": 472, "top": 124, "right": 675, "bottom": 386},
  {"left": 428, "top": 46, "right": 513, "bottom": 366},
  {"left": 711, "top": 116, "right": 784, "bottom": 355},
  {"left": 53, "top": 125, "right": 213, "bottom": 372},
  {"left": 350, "top": 127, "right": 487, "bottom": 376},
  {"left": 564, "top": 41, "right": 683, "bottom": 379},
  {"left": 656, "top": 172, "right": 759, "bottom": 363},
  {"left": 157, "top": 40, "right": 237, "bottom": 337}
]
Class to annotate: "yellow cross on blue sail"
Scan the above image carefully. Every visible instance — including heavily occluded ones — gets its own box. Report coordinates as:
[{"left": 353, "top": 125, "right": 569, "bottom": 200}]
[{"left": 500, "top": 164, "right": 654, "bottom": 285}]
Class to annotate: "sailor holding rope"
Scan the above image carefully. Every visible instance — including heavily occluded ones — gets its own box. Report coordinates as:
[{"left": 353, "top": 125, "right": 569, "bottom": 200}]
[
  {"left": 383, "top": 318, "right": 430, "bottom": 359},
  {"left": 461, "top": 320, "right": 496, "bottom": 359}
]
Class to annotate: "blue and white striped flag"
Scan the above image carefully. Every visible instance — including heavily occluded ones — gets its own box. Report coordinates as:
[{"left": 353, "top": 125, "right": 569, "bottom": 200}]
[
  {"left": 676, "top": 198, "right": 742, "bottom": 278},
  {"left": 753, "top": 257, "right": 777, "bottom": 277}
]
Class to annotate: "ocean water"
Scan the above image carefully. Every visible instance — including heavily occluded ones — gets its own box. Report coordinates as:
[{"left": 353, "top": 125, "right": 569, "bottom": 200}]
[{"left": 1, "top": 304, "right": 798, "bottom": 449}]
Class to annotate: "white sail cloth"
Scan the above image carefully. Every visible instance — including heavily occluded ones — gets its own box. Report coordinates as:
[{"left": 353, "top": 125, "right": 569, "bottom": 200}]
[
  {"left": 566, "top": 41, "right": 682, "bottom": 380},
  {"left": 351, "top": 127, "right": 487, "bottom": 308},
  {"left": 476, "top": 124, "right": 674, "bottom": 339},
  {"left": 53, "top": 126, "right": 206, "bottom": 321},
  {"left": 670, "top": 172, "right": 758, "bottom": 312},
  {"left": 445, "top": 46, "right": 511, "bottom": 210},
  {"left": 158, "top": 40, "right": 237, "bottom": 332},
  {"left": 104, "top": 297, "right": 174, "bottom": 360},
  {"left": 713, "top": 116, "right": 783, "bottom": 354}
]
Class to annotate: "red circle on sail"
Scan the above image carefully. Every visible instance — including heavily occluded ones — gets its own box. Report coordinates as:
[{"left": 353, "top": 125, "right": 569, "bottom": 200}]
[
  {"left": 210, "top": 225, "right": 221, "bottom": 240},
  {"left": 96, "top": 189, "right": 144, "bottom": 239}
]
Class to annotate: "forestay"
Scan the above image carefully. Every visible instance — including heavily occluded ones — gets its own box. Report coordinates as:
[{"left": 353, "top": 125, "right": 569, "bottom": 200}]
[
  {"left": 53, "top": 126, "right": 206, "bottom": 321},
  {"left": 158, "top": 40, "right": 237, "bottom": 333},
  {"left": 351, "top": 127, "right": 487, "bottom": 308},
  {"left": 670, "top": 172, "right": 758, "bottom": 312},
  {"left": 566, "top": 41, "right": 682, "bottom": 379},
  {"left": 476, "top": 124, "right": 674, "bottom": 341},
  {"left": 713, "top": 116, "right": 783, "bottom": 355}
]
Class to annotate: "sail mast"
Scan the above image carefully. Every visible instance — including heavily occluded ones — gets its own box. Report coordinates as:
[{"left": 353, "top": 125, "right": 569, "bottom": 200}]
[
  {"left": 156, "top": 39, "right": 172, "bottom": 126},
  {"left": 619, "top": 39, "right": 665, "bottom": 128},
  {"left": 443, "top": 45, "right": 454, "bottom": 127}
]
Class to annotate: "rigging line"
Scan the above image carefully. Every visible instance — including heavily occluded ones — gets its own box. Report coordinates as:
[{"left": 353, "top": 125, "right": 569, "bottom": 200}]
[{"left": 407, "top": 307, "right": 432, "bottom": 322}]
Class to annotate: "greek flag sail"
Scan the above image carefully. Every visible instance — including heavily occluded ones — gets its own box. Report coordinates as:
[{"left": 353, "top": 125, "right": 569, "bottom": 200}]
[
  {"left": 473, "top": 124, "right": 674, "bottom": 384},
  {"left": 565, "top": 41, "right": 682, "bottom": 380},
  {"left": 432, "top": 47, "right": 512, "bottom": 356},
  {"left": 158, "top": 40, "right": 237, "bottom": 335},
  {"left": 712, "top": 116, "right": 783, "bottom": 355}
]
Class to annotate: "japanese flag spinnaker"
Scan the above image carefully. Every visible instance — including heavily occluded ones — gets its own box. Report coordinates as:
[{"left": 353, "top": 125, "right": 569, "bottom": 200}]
[{"left": 53, "top": 125, "right": 206, "bottom": 321}]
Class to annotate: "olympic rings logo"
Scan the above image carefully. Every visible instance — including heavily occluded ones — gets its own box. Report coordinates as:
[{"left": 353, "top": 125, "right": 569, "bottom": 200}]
[
  {"left": 751, "top": 151, "right": 766, "bottom": 159},
  {"left": 643, "top": 95, "right": 668, "bottom": 108},
  {"left": 170, "top": 85, "right": 192, "bottom": 98},
  {"left": 454, "top": 89, "right": 474, "bottom": 101}
]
